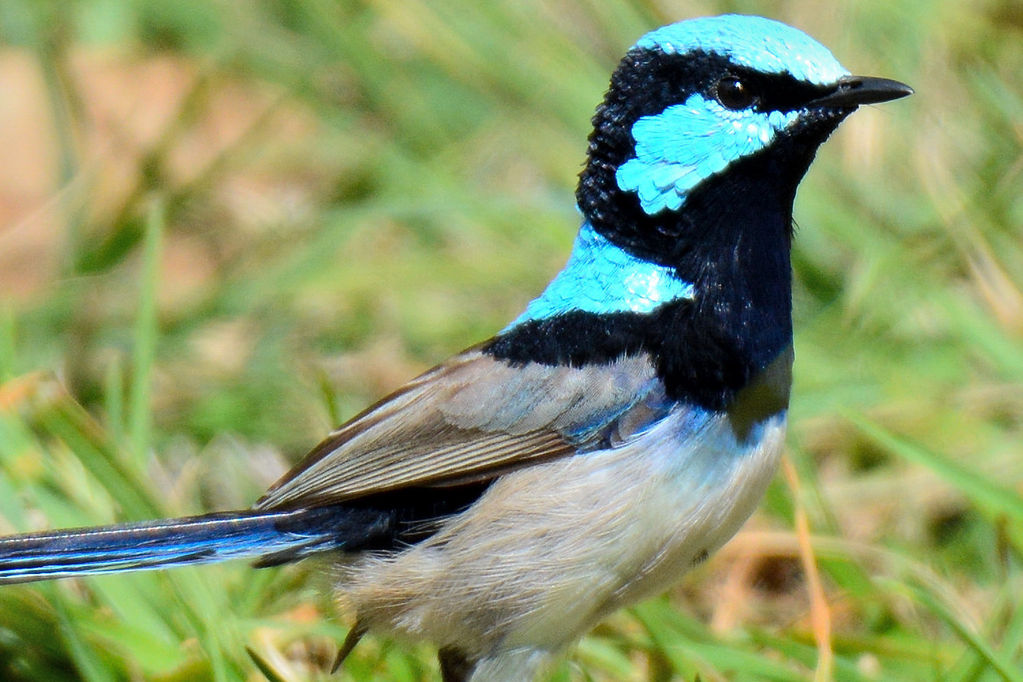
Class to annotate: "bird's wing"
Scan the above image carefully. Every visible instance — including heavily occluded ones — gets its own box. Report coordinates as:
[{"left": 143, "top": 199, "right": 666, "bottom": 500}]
[{"left": 256, "top": 349, "right": 664, "bottom": 510}]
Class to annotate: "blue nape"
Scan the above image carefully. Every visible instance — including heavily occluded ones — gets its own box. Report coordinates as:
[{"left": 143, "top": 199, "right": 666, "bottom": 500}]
[
  {"left": 636, "top": 15, "right": 848, "bottom": 86},
  {"left": 508, "top": 221, "right": 694, "bottom": 328}
]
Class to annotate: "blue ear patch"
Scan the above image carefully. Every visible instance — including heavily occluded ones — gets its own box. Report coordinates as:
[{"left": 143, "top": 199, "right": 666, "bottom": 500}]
[
  {"left": 617, "top": 94, "right": 798, "bottom": 215},
  {"left": 508, "top": 221, "right": 694, "bottom": 327},
  {"left": 636, "top": 15, "right": 848, "bottom": 86}
]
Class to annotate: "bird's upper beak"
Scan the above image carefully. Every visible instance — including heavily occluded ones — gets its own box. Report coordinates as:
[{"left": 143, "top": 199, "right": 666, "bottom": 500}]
[{"left": 808, "top": 75, "right": 914, "bottom": 108}]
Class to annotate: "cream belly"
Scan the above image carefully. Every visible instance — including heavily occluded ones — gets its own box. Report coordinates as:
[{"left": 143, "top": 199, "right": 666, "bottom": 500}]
[{"left": 340, "top": 408, "right": 787, "bottom": 674}]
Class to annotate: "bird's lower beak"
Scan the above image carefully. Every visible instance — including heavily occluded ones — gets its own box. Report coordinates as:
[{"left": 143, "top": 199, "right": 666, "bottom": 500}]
[{"left": 808, "top": 75, "right": 914, "bottom": 108}]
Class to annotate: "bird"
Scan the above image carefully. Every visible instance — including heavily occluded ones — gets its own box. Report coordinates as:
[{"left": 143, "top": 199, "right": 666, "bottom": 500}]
[{"left": 0, "top": 14, "right": 911, "bottom": 682}]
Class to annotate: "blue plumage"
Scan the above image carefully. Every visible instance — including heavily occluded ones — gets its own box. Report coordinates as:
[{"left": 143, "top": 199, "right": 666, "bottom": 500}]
[
  {"left": 616, "top": 16, "right": 848, "bottom": 216},
  {"left": 0, "top": 14, "right": 912, "bottom": 682},
  {"left": 617, "top": 98, "right": 800, "bottom": 214},
  {"left": 0, "top": 506, "right": 391, "bottom": 583},
  {"left": 509, "top": 221, "right": 694, "bottom": 326},
  {"left": 636, "top": 15, "right": 848, "bottom": 84}
]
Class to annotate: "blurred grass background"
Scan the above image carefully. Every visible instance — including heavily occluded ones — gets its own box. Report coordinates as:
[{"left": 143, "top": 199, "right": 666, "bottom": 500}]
[{"left": 0, "top": 0, "right": 1019, "bottom": 679}]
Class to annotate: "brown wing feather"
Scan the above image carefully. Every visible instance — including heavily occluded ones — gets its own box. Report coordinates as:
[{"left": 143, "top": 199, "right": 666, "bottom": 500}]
[{"left": 256, "top": 350, "right": 657, "bottom": 510}]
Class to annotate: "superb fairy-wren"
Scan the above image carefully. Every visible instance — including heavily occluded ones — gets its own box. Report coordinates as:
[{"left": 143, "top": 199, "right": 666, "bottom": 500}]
[{"left": 0, "top": 14, "right": 911, "bottom": 682}]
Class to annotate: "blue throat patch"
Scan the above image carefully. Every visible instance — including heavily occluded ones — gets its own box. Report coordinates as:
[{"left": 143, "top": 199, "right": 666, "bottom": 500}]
[{"left": 508, "top": 221, "right": 695, "bottom": 328}]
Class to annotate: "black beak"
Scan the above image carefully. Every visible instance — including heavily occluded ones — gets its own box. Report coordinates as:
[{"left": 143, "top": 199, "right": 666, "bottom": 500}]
[{"left": 808, "top": 75, "right": 914, "bottom": 108}]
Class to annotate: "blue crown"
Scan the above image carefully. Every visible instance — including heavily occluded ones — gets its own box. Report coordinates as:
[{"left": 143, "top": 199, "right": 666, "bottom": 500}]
[{"left": 636, "top": 14, "right": 848, "bottom": 85}]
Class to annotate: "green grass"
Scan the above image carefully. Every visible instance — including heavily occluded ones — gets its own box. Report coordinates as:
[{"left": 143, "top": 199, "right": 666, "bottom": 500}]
[{"left": 0, "top": 0, "right": 1020, "bottom": 679}]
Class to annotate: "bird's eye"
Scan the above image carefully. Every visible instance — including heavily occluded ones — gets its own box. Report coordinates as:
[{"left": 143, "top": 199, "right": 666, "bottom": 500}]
[{"left": 716, "top": 76, "right": 756, "bottom": 110}]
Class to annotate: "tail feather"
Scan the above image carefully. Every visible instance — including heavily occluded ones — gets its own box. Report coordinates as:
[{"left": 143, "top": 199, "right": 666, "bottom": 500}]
[{"left": 0, "top": 505, "right": 393, "bottom": 584}]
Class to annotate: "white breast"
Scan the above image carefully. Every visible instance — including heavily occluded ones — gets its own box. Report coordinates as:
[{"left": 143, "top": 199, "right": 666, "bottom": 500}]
[{"left": 339, "top": 407, "right": 787, "bottom": 677}]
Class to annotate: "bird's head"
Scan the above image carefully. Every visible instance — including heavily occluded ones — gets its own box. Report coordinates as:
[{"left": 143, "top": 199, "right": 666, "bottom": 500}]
[{"left": 577, "top": 14, "right": 912, "bottom": 270}]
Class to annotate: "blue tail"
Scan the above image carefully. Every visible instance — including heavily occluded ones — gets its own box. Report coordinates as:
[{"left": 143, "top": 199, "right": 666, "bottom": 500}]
[{"left": 0, "top": 506, "right": 393, "bottom": 584}]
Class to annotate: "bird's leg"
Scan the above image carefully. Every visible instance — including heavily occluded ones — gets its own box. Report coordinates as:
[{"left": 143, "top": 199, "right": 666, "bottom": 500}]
[
  {"left": 331, "top": 621, "right": 367, "bottom": 674},
  {"left": 438, "top": 646, "right": 476, "bottom": 682}
]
